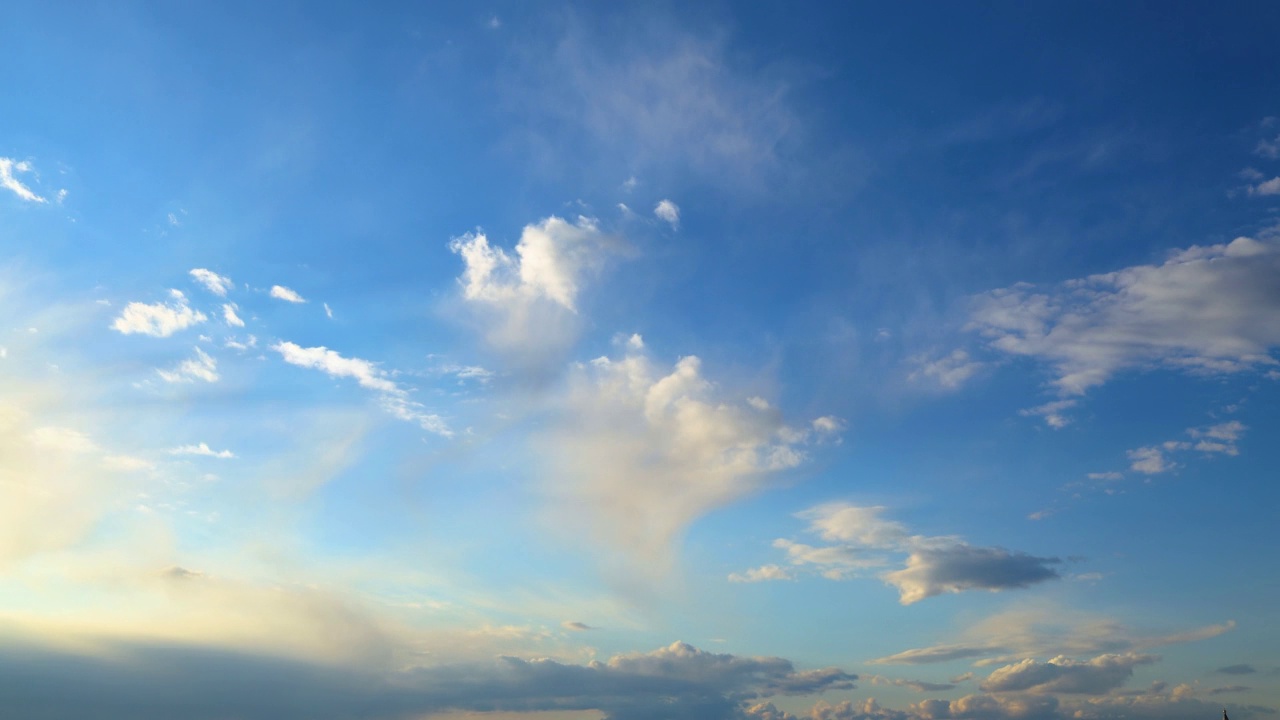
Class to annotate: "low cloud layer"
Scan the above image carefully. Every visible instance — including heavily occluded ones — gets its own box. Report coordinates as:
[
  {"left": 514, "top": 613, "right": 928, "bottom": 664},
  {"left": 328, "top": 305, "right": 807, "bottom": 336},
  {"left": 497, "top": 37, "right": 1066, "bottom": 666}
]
[
  {"left": 0, "top": 637, "right": 854, "bottom": 720},
  {"left": 734, "top": 504, "right": 1061, "bottom": 604}
]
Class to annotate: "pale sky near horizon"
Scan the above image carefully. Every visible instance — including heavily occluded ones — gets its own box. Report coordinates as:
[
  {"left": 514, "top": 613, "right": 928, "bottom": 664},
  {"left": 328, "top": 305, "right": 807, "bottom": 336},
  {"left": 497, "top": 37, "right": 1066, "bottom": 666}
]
[{"left": 3, "top": 3, "right": 1280, "bottom": 720}]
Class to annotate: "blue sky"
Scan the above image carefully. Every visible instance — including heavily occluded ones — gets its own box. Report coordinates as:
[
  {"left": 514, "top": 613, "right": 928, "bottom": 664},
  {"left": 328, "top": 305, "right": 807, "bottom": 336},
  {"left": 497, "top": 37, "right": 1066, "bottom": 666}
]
[{"left": 3, "top": 3, "right": 1280, "bottom": 719}]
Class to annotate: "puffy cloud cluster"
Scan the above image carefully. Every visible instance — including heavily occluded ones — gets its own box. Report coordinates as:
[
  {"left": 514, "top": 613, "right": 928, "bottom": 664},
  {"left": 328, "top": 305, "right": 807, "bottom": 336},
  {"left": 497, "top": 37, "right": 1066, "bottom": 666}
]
[
  {"left": 271, "top": 342, "right": 450, "bottom": 437},
  {"left": 1125, "top": 420, "right": 1248, "bottom": 476},
  {"left": 734, "top": 504, "right": 1061, "bottom": 604},
  {"left": 544, "top": 341, "right": 839, "bottom": 575},
  {"left": 157, "top": 347, "right": 219, "bottom": 384},
  {"left": 189, "top": 269, "right": 233, "bottom": 297},
  {"left": 967, "top": 237, "right": 1280, "bottom": 396},
  {"left": 112, "top": 290, "right": 207, "bottom": 338},
  {"left": 451, "top": 215, "right": 616, "bottom": 373}
]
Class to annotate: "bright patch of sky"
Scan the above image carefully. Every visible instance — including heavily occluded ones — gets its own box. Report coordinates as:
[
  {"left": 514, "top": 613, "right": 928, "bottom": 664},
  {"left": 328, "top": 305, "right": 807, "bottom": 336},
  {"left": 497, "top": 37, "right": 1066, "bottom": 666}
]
[{"left": 1, "top": 3, "right": 1278, "bottom": 720}]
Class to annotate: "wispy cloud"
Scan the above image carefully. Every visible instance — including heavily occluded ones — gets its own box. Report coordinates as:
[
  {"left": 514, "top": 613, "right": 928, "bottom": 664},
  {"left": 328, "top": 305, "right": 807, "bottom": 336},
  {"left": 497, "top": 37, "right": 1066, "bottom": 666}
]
[
  {"left": 156, "top": 347, "right": 219, "bottom": 384},
  {"left": 271, "top": 342, "right": 450, "bottom": 437},
  {"left": 655, "top": 199, "right": 680, "bottom": 228},
  {"left": 189, "top": 268, "right": 233, "bottom": 296},
  {"left": 0, "top": 157, "right": 46, "bottom": 202},
  {"left": 168, "top": 442, "right": 235, "bottom": 459},
  {"left": 270, "top": 285, "right": 306, "bottom": 303}
]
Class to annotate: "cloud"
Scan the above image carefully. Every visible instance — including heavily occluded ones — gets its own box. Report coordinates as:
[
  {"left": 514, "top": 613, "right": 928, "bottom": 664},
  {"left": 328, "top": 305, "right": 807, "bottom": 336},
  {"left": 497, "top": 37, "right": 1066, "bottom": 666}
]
[
  {"left": 740, "top": 504, "right": 1060, "bottom": 604},
  {"left": 909, "top": 350, "right": 986, "bottom": 390},
  {"left": 561, "top": 621, "right": 595, "bottom": 631},
  {"left": 543, "top": 342, "right": 833, "bottom": 578},
  {"left": 1217, "top": 665, "right": 1256, "bottom": 675},
  {"left": 0, "top": 157, "right": 46, "bottom": 202},
  {"left": 157, "top": 347, "right": 219, "bottom": 383},
  {"left": 102, "top": 454, "right": 155, "bottom": 472},
  {"left": 729, "top": 564, "right": 794, "bottom": 583},
  {"left": 885, "top": 545, "right": 1062, "bottom": 605},
  {"left": 980, "top": 653, "right": 1158, "bottom": 694},
  {"left": 271, "top": 342, "right": 450, "bottom": 437},
  {"left": 655, "top": 199, "right": 680, "bottom": 228},
  {"left": 451, "top": 215, "right": 616, "bottom": 373},
  {"left": 26, "top": 425, "right": 100, "bottom": 454},
  {"left": 968, "top": 237, "right": 1280, "bottom": 395},
  {"left": 189, "top": 269, "right": 233, "bottom": 297},
  {"left": 223, "top": 303, "right": 245, "bottom": 327},
  {"left": 1208, "top": 686, "right": 1252, "bottom": 696},
  {"left": 270, "top": 285, "right": 307, "bottom": 303},
  {"left": 324, "top": 302, "right": 333, "bottom": 319},
  {"left": 1126, "top": 421, "right": 1248, "bottom": 475},
  {"left": 867, "top": 675, "right": 957, "bottom": 693},
  {"left": 1247, "top": 177, "right": 1280, "bottom": 196},
  {"left": 0, "top": 637, "right": 856, "bottom": 720},
  {"left": 168, "top": 442, "right": 235, "bottom": 459},
  {"left": 871, "top": 606, "right": 1234, "bottom": 667},
  {"left": 1019, "top": 400, "right": 1077, "bottom": 429},
  {"left": 111, "top": 290, "right": 208, "bottom": 337}
]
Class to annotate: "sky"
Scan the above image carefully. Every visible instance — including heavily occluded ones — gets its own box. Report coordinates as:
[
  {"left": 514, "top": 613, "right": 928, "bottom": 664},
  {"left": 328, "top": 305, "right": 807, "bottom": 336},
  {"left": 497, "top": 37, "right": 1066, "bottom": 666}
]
[{"left": 2, "top": 2, "right": 1280, "bottom": 719}]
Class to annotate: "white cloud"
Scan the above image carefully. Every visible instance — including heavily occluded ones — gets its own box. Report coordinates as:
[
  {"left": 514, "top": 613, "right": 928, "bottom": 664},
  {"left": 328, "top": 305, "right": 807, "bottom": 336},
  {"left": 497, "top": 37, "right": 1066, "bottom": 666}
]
[
  {"left": 739, "top": 503, "right": 1061, "bottom": 604},
  {"left": 910, "top": 350, "right": 986, "bottom": 390},
  {"left": 1019, "top": 400, "right": 1077, "bottom": 429},
  {"left": 272, "top": 342, "right": 450, "bottom": 437},
  {"left": 189, "top": 269, "right": 233, "bottom": 296},
  {"left": 1127, "top": 421, "right": 1248, "bottom": 475},
  {"left": 1248, "top": 176, "right": 1280, "bottom": 196},
  {"left": 729, "top": 564, "right": 794, "bottom": 583},
  {"left": 270, "top": 285, "right": 306, "bottom": 303},
  {"left": 222, "top": 303, "right": 244, "bottom": 327},
  {"left": 157, "top": 347, "right": 219, "bottom": 384},
  {"left": 969, "top": 237, "right": 1280, "bottom": 395},
  {"left": 655, "top": 199, "right": 680, "bottom": 228},
  {"left": 0, "top": 157, "right": 46, "bottom": 203},
  {"left": 323, "top": 302, "right": 333, "bottom": 319},
  {"left": 168, "top": 442, "right": 236, "bottom": 459},
  {"left": 102, "top": 454, "right": 155, "bottom": 472},
  {"left": 980, "top": 653, "right": 1158, "bottom": 694},
  {"left": 543, "top": 345, "right": 828, "bottom": 576},
  {"left": 1086, "top": 471, "right": 1123, "bottom": 481},
  {"left": 111, "top": 291, "right": 207, "bottom": 337},
  {"left": 451, "top": 215, "right": 616, "bottom": 371},
  {"left": 1257, "top": 134, "right": 1280, "bottom": 159}
]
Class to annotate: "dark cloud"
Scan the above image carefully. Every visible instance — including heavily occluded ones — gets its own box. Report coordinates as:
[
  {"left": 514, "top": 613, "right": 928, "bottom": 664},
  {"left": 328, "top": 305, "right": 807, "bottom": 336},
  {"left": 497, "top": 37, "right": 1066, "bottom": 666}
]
[
  {"left": 979, "top": 653, "right": 1157, "bottom": 694},
  {"left": 0, "top": 637, "right": 854, "bottom": 720},
  {"left": 562, "top": 621, "right": 596, "bottom": 631},
  {"left": 1218, "top": 664, "right": 1258, "bottom": 675},
  {"left": 885, "top": 545, "right": 1062, "bottom": 604},
  {"left": 1209, "top": 686, "right": 1252, "bottom": 696}
]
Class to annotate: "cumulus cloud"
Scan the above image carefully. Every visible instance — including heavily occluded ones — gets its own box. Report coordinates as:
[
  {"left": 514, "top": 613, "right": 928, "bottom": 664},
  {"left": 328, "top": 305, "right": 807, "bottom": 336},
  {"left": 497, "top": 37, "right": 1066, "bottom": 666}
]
[
  {"left": 737, "top": 504, "right": 1060, "bottom": 604},
  {"left": 968, "top": 237, "right": 1280, "bottom": 395},
  {"left": 189, "top": 269, "right": 233, "bottom": 297},
  {"left": 1247, "top": 177, "right": 1280, "bottom": 196},
  {"left": 0, "top": 157, "right": 46, "bottom": 202},
  {"left": 980, "top": 653, "right": 1158, "bottom": 694},
  {"left": 655, "top": 199, "right": 681, "bottom": 228},
  {"left": 451, "top": 215, "right": 617, "bottom": 372},
  {"left": 729, "top": 564, "right": 794, "bottom": 583},
  {"left": 0, "top": 637, "right": 857, "bottom": 720},
  {"left": 1019, "top": 400, "right": 1077, "bottom": 429},
  {"left": 270, "top": 285, "right": 306, "bottom": 303},
  {"left": 111, "top": 290, "right": 207, "bottom": 337},
  {"left": 272, "top": 342, "right": 450, "bottom": 437},
  {"left": 544, "top": 342, "right": 835, "bottom": 577},
  {"left": 157, "top": 347, "right": 219, "bottom": 383},
  {"left": 168, "top": 442, "right": 235, "bottom": 459}
]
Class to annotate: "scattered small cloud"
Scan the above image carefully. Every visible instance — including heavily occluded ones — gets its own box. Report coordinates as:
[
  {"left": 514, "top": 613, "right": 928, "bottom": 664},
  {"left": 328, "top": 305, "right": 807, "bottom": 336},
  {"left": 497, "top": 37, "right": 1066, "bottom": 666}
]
[
  {"left": 0, "top": 157, "right": 47, "bottom": 202},
  {"left": 1020, "top": 399, "right": 1078, "bottom": 429},
  {"left": 729, "top": 564, "right": 794, "bottom": 583},
  {"left": 1257, "top": 134, "right": 1280, "bottom": 159},
  {"left": 270, "top": 285, "right": 307, "bottom": 303},
  {"left": 910, "top": 349, "right": 986, "bottom": 390},
  {"left": 561, "top": 621, "right": 595, "bottom": 631},
  {"left": 223, "top": 303, "right": 245, "bottom": 327},
  {"left": 26, "top": 426, "right": 99, "bottom": 454},
  {"left": 157, "top": 347, "right": 219, "bottom": 384},
  {"left": 168, "top": 443, "right": 236, "bottom": 459},
  {"left": 112, "top": 290, "right": 207, "bottom": 337},
  {"left": 1217, "top": 664, "right": 1257, "bottom": 676},
  {"left": 102, "top": 454, "right": 156, "bottom": 472},
  {"left": 1247, "top": 177, "right": 1280, "bottom": 196},
  {"left": 190, "top": 269, "right": 233, "bottom": 297},
  {"left": 655, "top": 199, "right": 680, "bottom": 228},
  {"left": 323, "top": 302, "right": 333, "bottom": 319}
]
